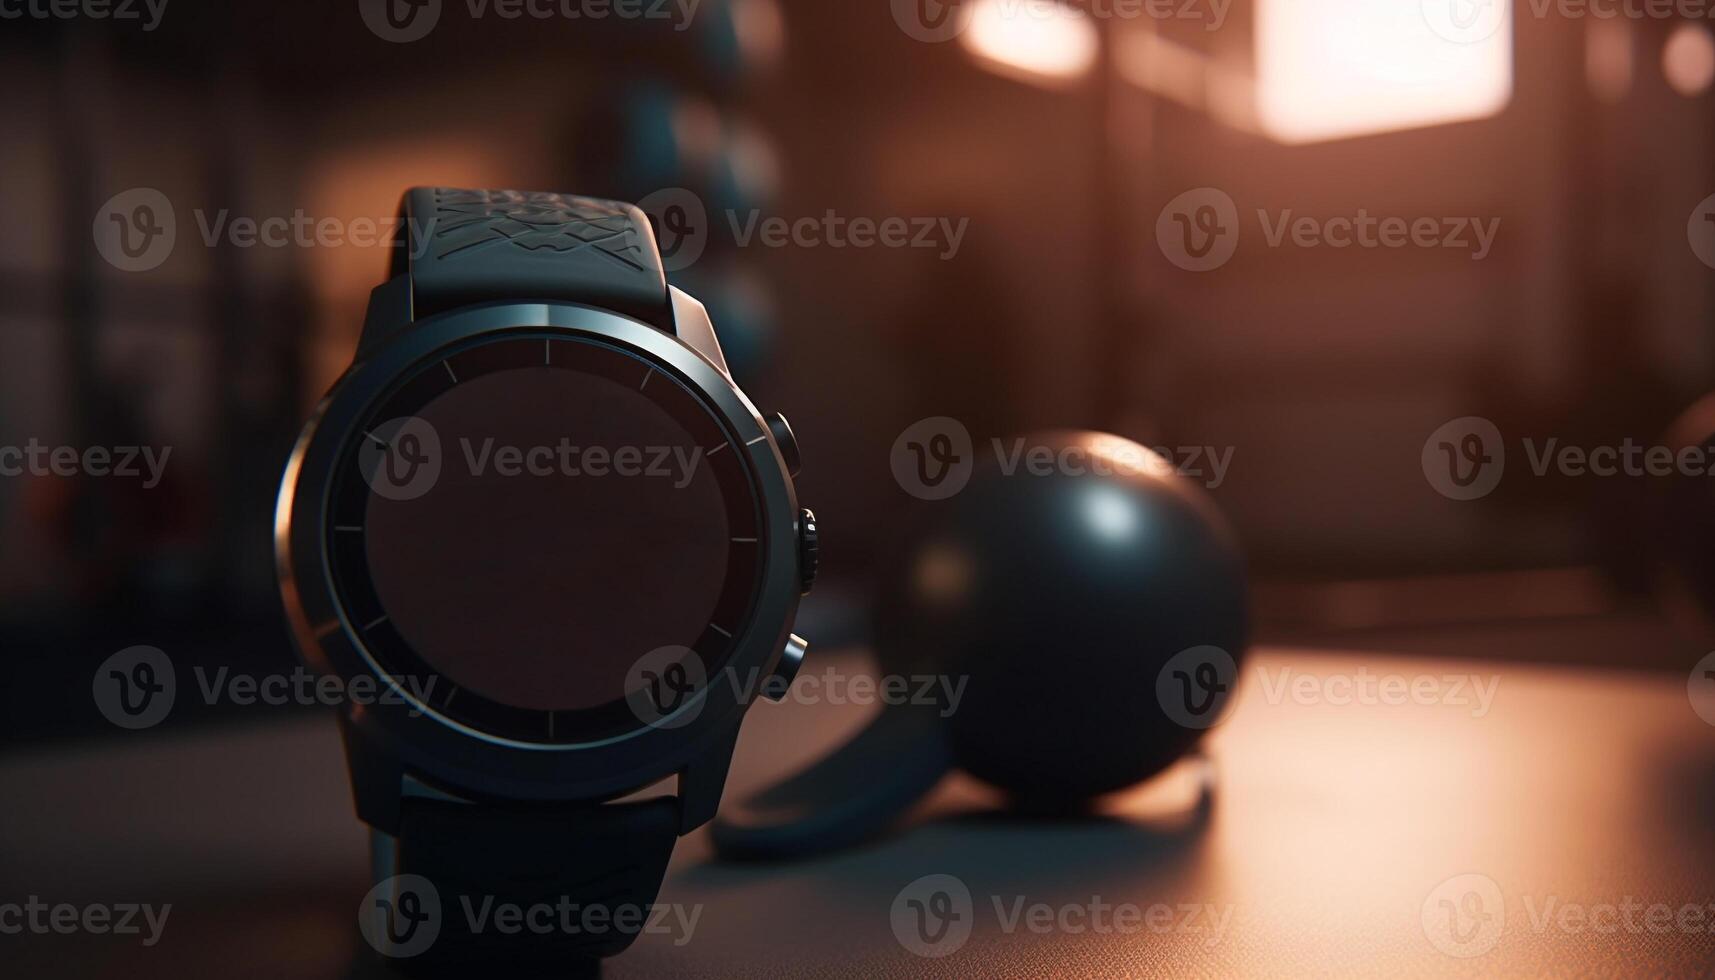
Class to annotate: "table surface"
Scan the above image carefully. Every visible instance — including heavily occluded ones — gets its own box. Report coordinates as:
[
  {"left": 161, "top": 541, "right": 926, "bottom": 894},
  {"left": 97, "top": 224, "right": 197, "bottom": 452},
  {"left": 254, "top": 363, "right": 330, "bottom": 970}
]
[{"left": 5, "top": 644, "right": 1714, "bottom": 978}]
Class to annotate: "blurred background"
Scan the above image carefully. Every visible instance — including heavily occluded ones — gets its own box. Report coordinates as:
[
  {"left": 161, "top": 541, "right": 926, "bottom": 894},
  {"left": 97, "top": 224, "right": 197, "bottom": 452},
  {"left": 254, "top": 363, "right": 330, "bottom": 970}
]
[{"left": 2, "top": 0, "right": 1713, "bottom": 741}]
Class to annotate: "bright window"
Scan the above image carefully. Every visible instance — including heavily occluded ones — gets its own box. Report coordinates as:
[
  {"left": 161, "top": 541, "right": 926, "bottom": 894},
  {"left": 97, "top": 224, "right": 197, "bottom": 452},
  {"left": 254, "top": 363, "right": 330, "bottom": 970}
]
[{"left": 1256, "top": 0, "right": 1513, "bottom": 144}]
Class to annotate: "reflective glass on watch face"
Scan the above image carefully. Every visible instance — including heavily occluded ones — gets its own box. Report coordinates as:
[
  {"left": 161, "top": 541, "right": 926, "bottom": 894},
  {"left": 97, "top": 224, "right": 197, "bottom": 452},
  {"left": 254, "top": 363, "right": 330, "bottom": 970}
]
[{"left": 327, "top": 332, "right": 762, "bottom": 744}]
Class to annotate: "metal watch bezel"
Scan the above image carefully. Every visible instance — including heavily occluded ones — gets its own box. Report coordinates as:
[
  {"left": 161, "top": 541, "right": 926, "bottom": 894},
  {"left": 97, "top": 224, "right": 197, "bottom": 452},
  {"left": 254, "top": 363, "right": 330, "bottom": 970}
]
[{"left": 276, "top": 300, "right": 800, "bottom": 804}]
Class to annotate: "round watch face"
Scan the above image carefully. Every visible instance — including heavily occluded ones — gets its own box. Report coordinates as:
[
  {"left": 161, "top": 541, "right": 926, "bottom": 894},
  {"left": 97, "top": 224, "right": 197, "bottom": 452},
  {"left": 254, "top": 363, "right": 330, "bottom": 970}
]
[{"left": 326, "top": 331, "right": 764, "bottom": 745}]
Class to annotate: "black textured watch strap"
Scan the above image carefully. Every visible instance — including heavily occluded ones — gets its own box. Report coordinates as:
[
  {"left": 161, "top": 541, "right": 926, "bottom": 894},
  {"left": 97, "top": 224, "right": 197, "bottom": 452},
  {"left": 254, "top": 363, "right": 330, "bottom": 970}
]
[
  {"left": 388, "top": 794, "right": 681, "bottom": 970},
  {"left": 395, "top": 187, "right": 673, "bottom": 329},
  {"left": 374, "top": 187, "right": 682, "bottom": 971}
]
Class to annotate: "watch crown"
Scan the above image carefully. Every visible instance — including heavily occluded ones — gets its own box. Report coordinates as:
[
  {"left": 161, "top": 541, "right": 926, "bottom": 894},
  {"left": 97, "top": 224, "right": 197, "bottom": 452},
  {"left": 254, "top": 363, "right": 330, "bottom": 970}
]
[{"left": 798, "top": 508, "right": 819, "bottom": 596}]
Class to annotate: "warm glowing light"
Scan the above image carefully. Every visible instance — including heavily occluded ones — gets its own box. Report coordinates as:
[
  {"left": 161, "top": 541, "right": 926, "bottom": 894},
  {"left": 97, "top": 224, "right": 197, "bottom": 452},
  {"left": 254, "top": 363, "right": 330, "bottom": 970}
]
[
  {"left": 960, "top": 0, "right": 1099, "bottom": 89},
  {"left": 1118, "top": 30, "right": 1211, "bottom": 112},
  {"left": 912, "top": 544, "right": 974, "bottom": 605},
  {"left": 1114, "top": 31, "right": 1258, "bottom": 135},
  {"left": 306, "top": 140, "right": 499, "bottom": 301},
  {"left": 1082, "top": 433, "right": 1173, "bottom": 479},
  {"left": 1585, "top": 19, "right": 1633, "bottom": 104},
  {"left": 1664, "top": 23, "right": 1715, "bottom": 97},
  {"left": 671, "top": 97, "right": 725, "bottom": 172},
  {"left": 1255, "top": 0, "right": 1513, "bottom": 144},
  {"left": 304, "top": 139, "right": 500, "bottom": 387},
  {"left": 730, "top": 0, "right": 786, "bottom": 69}
]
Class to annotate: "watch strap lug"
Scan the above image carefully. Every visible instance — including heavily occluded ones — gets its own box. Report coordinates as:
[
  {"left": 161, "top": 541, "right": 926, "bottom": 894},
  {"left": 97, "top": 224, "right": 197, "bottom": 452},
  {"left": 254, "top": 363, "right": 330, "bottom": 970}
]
[
  {"left": 670, "top": 285, "right": 731, "bottom": 378},
  {"left": 356, "top": 273, "right": 413, "bottom": 356},
  {"left": 676, "top": 720, "right": 742, "bottom": 833},
  {"left": 337, "top": 714, "right": 405, "bottom": 836}
]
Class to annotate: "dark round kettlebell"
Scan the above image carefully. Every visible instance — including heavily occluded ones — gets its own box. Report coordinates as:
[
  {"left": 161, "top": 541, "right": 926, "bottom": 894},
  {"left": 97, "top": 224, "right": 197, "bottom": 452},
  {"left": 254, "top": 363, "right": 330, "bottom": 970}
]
[{"left": 712, "top": 432, "right": 1248, "bottom": 858}]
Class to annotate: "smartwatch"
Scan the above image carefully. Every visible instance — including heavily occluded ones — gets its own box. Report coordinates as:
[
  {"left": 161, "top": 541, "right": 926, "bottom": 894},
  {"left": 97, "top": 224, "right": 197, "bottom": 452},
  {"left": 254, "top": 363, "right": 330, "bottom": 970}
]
[{"left": 275, "top": 188, "right": 817, "bottom": 967}]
